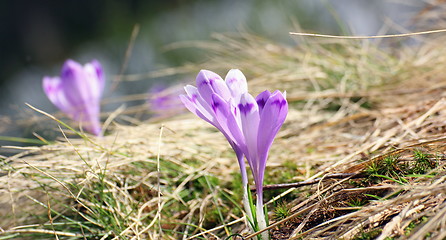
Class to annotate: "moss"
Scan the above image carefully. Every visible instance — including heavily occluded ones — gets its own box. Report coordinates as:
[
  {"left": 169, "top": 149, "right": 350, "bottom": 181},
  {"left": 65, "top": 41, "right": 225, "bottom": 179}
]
[
  {"left": 353, "top": 228, "right": 382, "bottom": 240},
  {"left": 273, "top": 201, "right": 291, "bottom": 220}
]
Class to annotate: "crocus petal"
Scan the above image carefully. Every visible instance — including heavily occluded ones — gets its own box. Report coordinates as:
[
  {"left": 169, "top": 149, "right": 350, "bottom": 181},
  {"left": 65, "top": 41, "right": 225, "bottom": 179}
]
[
  {"left": 80, "top": 104, "right": 102, "bottom": 136},
  {"left": 179, "top": 94, "right": 205, "bottom": 121},
  {"left": 211, "top": 93, "right": 231, "bottom": 133},
  {"left": 43, "top": 59, "right": 105, "bottom": 136},
  {"left": 238, "top": 93, "right": 260, "bottom": 178},
  {"left": 225, "top": 69, "right": 248, "bottom": 98},
  {"left": 43, "top": 76, "right": 72, "bottom": 115},
  {"left": 184, "top": 85, "right": 216, "bottom": 124},
  {"left": 60, "top": 60, "right": 101, "bottom": 121},
  {"left": 257, "top": 91, "right": 288, "bottom": 154},
  {"left": 60, "top": 60, "right": 90, "bottom": 107},
  {"left": 257, "top": 91, "right": 288, "bottom": 179},
  {"left": 90, "top": 60, "right": 105, "bottom": 89},
  {"left": 196, "top": 70, "right": 231, "bottom": 102},
  {"left": 238, "top": 93, "right": 260, "bottom": 148},
  {"left": 83, "top": 60, "right": 105, "bottom": 99},
  {"left": 227, "top": 104, "right": 248, "bottom": 149},
  {"left": 255, "top": 90, "right": 272, "bottom": 114},
  {"left": 211, "top": 93, "right": 246, "bottom": 149}
]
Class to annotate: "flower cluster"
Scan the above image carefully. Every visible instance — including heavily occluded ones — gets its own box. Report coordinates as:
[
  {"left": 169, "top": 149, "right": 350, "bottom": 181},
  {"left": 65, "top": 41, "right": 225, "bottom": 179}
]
[
  {"left": 43, "top": 59, "right": 105, "bottom": 136},
  {"left": 180, "top": 69, "right": 288, "bottom": 236}
]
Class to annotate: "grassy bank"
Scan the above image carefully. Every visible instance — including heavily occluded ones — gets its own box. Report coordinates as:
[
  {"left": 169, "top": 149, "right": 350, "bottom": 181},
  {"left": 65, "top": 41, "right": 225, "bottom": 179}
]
[{"left": 1, "top": 32, "right": 446, "bottom": 239}]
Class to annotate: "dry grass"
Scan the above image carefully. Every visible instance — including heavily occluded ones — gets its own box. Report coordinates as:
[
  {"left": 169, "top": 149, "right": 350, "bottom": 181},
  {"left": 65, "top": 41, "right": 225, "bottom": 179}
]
[{"left": 2, "top": 28, "right": 446, "bottom": 239}]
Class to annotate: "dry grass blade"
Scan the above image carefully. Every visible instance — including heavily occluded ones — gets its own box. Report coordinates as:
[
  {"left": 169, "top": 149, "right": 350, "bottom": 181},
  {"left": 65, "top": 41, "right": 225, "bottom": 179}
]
[{"left": 289, "top": 28, "right": 446, "bottom": 39}]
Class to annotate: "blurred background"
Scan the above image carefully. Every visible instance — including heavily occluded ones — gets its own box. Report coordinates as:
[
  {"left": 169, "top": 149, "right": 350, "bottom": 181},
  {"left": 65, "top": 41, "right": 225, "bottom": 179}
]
[{"left": 0, "top": 0, "right": 440, "bottom": 149}]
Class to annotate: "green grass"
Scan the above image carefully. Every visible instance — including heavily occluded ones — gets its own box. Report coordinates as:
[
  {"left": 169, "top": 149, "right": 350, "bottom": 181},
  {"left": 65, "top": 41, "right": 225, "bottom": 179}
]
[
  {"left": 353, "top": 229, "right": 382, "bottom": 240},
  {"left": 272, "top": 201, "right": 291, "bottom": 221},
  {"left": 363, "top": 149, "right": 439, "bottom": 186}
]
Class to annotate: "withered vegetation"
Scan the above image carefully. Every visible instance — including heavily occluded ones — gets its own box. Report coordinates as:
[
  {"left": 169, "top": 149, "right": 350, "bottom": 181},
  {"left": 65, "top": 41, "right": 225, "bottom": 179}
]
[{"left": 1, "top": 27, "right": 446, "bottom": 239}]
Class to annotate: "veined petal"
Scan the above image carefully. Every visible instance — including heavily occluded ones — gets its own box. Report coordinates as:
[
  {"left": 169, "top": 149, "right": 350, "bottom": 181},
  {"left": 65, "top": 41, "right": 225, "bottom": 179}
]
[
  {"left": 184, "top": 85, "right": 199, "bottom": 102},
  {"left": 238, "top": 92, "right": 260, "bottom": 176},
  {"left": 43, "top": 76, "right": 72, "bottom": 115},
  {"left": 211, "top": 93, "right": 246, "bottom": 149},
  {"left": 44, "top": 59, "right": 105, "bottom": 136},
  {"left": 78, "top": 104, "right": 102, "bottom": 136},
  {"left": 225, "top": 69, "right": 248, "bottom": 98},
  {"left": 257, "top": 90, "right": 288, "bottom": 172},
  {"left": 182, "top": 86, "right": 215, "bottom": 124},
  {"left": 196, "top": 70, "right": 231, "bottom": 102},
  {"left": 83, "top": 60, "right": 105, "bottom": 99},
  {"left": 179, "top": 94, "right": 199, "bottom": 116},
  {"left": 255, "top": 90, "right": 271, "bottom": 114},
  {"left": 179, "top": 94, "right": 214, "bottom": 125},
  {"left": 60, "top": 59, "right": 92, "bottom": 109},
  {"left": 91, "top": 60, "right": 105, "bottom": 87},
  {"left": 229, "top": 98, "right": 242, "bottom": 127}
]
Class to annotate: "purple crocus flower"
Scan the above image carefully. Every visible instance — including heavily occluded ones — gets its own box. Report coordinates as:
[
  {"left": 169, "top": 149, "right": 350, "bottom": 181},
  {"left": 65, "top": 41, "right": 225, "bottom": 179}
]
[
  {"left": 180, "top": 69, "right": 253, "bottom": 224},
  {"left": 148, "top": 84, "right": 185, "bottom": 118},
  {"left": 43, "top": 59, "right": 105, "bottom": 136},
  {"left": 180, "top": 69, "right": 288, "bottom": 235},
  {"left": 180, "top": 69, "right": 250, "bottom": 183}
]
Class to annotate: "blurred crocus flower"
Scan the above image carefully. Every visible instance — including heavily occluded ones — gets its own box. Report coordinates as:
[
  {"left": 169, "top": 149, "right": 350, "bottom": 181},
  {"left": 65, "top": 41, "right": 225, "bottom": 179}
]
[
  {"left": 43, "top": 59, "right": 105, "bottom": 136},
  {"left": 180, "top": 69, "right": 288, "bottom": 237},
  {"left": 148, "top": 84, "right": 185, "bottom": 118}
]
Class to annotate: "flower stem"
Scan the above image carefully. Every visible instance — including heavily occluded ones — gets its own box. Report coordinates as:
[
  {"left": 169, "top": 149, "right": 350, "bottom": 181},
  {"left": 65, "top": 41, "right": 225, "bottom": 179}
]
[
  {"left": 237, "top": 152, "right": 255, "bottom": 231},
  {"left": 256, "top": 185, "right": 269, "bottom": 240}
]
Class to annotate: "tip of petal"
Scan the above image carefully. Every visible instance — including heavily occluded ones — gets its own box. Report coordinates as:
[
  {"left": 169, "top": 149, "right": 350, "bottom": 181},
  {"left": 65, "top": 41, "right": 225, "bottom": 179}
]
[
  {"left": 61, "top": 59, "right": 82, "bottom": 79},
  {"left": 270, "top": 91, "right": 288, "bottom": 109},
  {"left": 197, "top": 70, "right": 222, "bottom": 86},
  {"left": 89, "top": 59, "right": 104, "bottom": 81},
  {"left": 225, "top": 69, "right": 244, "bottom": 84},
  {"left": 84, "top": 124, "right": 102, "bottom": 136},
  {"left": 63, "top": 59, "right": 81, "bottom": 69},
  {"left": 255, "top": 90, "right": 272, "bottom": 111},
  {"left": 42, "top": 76, "right": 61, "bottom": 94},
  {"left": 225, "top": 69, "right": 248, "bottom": 97},
  {"left": 238, "top": 93, "right": 258, "bottom": 115},
  {"left": 184, "top": 85, "right": 199, "bottom": 102}
]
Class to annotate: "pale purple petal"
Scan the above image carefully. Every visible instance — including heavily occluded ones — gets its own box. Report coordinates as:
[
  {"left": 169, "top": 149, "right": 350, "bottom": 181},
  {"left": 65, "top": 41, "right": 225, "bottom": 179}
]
[
  {"left": 43, "top": 76, "right": 72, "bottom": 115},
  {"left": 184, "top": 85, "right": 199, "bottom": 101},
  {"left": 210, "top": 93, "right": 233, "bottom": 136},
  {"left": 196, "top": 70, "right": 221, "bottom": 103},
  {"left": 238, "top": 93, "right": 260, "bottom": 177},
  {"left": 255, "top": 90, "right": 271, "bottom": 114},
  {"left": 179, "top": 94, "right": 200, "bottom": 118},
  {"left": 43, "top": 59, "right": 104, "bottom": 136},
  {"left": 225, "top": 69, "right": 248, "bottom": 98},
  {"left": 257, "top": 91, "right": 288, "bottom": 182},
  {"left": 211, "top": 78, "right": 231, "bottom": 100},
  {"left": 179, "top": 94, "right": 215, "bottom": 127},
  {"left": 90, "top": 59, "right": 105, "bottom": 90},
  {"left": 83, "top": 60, "right": 105, "bottom": 99},
  {"left": 60, "top": 59, "right": 92, "bottom": 108},
  {"left": 196, "top": 70, "right": 231, "bottom": 102},
  {"left": 184, "top": 85, "right": 216, "bottom": 124},
  {"left": 79, "top": 104, "right": 102, "bottom": 136},
  {"left": 211, "top": 93, "right": 246, "bottom": 149},
  {"left": 257, "top": 91, "right": 288, "bottom": 154}
]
